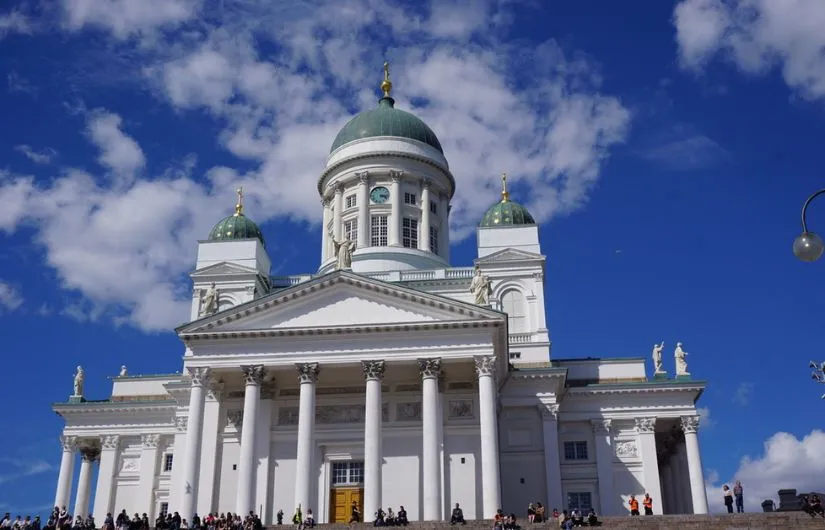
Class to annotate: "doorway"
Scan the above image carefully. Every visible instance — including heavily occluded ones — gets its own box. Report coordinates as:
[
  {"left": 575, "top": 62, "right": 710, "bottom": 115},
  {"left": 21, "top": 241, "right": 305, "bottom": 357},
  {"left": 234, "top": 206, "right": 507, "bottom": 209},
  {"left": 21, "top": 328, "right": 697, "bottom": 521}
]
[{"left": 329, "top": 461, "right": 365, "bottom": 523}]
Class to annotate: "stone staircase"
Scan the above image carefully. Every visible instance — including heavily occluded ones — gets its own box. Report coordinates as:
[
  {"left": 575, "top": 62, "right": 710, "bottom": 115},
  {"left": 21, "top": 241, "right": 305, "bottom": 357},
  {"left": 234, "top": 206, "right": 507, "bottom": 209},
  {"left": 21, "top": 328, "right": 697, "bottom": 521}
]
[{"left": 308, "top": 513, "right": 825, "bottom": 530}]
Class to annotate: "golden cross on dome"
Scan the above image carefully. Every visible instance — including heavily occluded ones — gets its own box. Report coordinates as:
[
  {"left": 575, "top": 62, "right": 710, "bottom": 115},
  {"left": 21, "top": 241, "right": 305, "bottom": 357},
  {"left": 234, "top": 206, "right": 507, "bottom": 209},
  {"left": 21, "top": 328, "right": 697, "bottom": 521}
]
[
  {"left": 234, "top": 186, "right": 244, "bottom": 216},
  {"left": 381, "top": 61, "right": 393, "bottom": 98},
  {"left": 501, "top": 173, "right": 510, "bottom": 202}
]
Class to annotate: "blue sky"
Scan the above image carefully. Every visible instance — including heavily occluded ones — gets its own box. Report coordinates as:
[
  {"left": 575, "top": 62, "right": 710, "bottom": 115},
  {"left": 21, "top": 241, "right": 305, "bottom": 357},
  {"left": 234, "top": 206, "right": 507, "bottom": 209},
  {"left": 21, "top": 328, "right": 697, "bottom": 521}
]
[{"left": 1, "top": 0, "right": 824, "bottom": 517}]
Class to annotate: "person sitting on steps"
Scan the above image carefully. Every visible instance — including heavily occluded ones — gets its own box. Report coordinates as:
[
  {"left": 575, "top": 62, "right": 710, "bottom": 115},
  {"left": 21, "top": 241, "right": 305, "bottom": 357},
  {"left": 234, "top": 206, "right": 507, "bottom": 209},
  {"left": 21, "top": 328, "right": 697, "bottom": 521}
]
[
  {"left": 586, "top": 509, "right": 601, "bottom": 527},
  {"left": 373, "top": 508, "right": 386, "bottom": 527},
  {"left": 396, "top": 507, "right": 408, "bottom": 526},
  {"left": 450, "top": 504, "right": 466, "bottom": 525}
]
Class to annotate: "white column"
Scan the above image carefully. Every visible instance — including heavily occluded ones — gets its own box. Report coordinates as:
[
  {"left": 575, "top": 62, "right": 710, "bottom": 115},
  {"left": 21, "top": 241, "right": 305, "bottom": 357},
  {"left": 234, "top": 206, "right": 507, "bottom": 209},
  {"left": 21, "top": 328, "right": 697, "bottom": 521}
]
[
  {"left": 321, "top": 200, "right": 331, "bottom": 261},
  {"left": 591, "top": 419, "right": 617, "bottom": 515},
  {"left": 362, "top": 360, "right": 385, "bottom": 522},
  {"left": 54, "top": 435, "right": 77, "bottom": 510},
  {"left": 357, "top": 172, "right": 370, "bottom": 249},
  {"left": 197, "top": 383, "right": 223, "bottom": 517},
  {"left": 138, "top": 435, "right": 161, "bottom": 521},
  {"left": 675, "top": 441, "right": 692, "bottom": 512},
  {"left": 333, "top": 184, "right": 344, "bottom": 241},
  {"left": 294, "top": 363, "right": 320, "bottom": 513},
  {"left": 475, "top": 356, "right": 501, "bottom": 518},
  {"left": 389, "top": 171, "right": 402, "bottom": 246},
  {"left": 74, "top": 447, "right": 99, "bottom": 518},
  {"left": 420, "top": 180, "right": 431, "bottom": 252},
  {"left": 181, "top": 367, "right": 211, "bottom": 520},
  {"left": 441, "top": 195, "right": 451, "bottom": 262},
  {"left": 236, "top": 365, "right": 265, "bottom": 515},
  {"left": 419, "top": 358, "right": 442, "bottom": 520},
  {"left": 661, "top": 461, "right": 676, "bottom": 514},
  {"left": 255, "top": 385, "right": 275, "bottom": 523},
  {"left": 681, "top": 416, "right": 708, "bottom": 514},
  {"left": 668, "top": 452, "right": 684, "bottom": 513},
  {"left": 635, "top": 418, "right": 663, "bottom": 515},
  {"left": 539, "top": 404, "right": 563, "bottom": 512},
  {"left": 169, "top": 419, "right": 188, "bottom": 514},
  {"left": 437, "top": 375, "right": 446, "bottom": 519},
  {"left": 92, "top": 435, "right": 120, "bottom": 521}
]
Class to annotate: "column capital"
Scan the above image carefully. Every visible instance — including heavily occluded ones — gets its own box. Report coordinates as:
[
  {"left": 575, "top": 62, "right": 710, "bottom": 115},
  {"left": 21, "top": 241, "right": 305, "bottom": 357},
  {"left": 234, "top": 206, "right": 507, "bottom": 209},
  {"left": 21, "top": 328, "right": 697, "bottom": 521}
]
[
  {"left": 100, "top": 435, "right": 120, "bottom": 451},
  {"left": 356, "top": 171, "right": 370, "bottom": 184},
  {"left": 322, "top": 198, "right": 331, "bottom": 208},
  {"left": 241, "top": 365, "right": 266, "bottom": 386},
  {"left": 473, "top": 355, "right": 496, "bottom": 378},
  {"left": 60, "top": 435, "right": 78, "bottom": 452},
  {"left": 175, "top": 416, "right": 188, "bottom": 433},
  {"left": 186, "top": 367, "right": 212, "bottom": 387},
  {"left": 680, "top": 415, "right": 700, "bottom": 434},
  {"left": 334, "top": 183, "right": 345, "bottom": 194},
  {"left": 591, "top": 418, "right": 612, "bottom": 433},
  {"left": 418, "top": 357, "right": 442, "bottom": 379},
  {"left": 421, "top": 178, "right": 431, "bottom": 190},
  {"left": 141, "top": 434, "right": 160, "bottom": 449},
  {"left": 389, "top": 170, "right": 404, "bottom": 182},
  {"left": 80, "top": 446, "right": 101, "bottom": 463},
  {"left": 362, "top": 360, "right": 385, "bottom": 381},
  {"left": 296, "top": 362, "right": 320, "bottom": 384},
  {"left": 635, "top": 417, "right": 657, "bottom": 433},
  {"left": 207, "top": 381, "right": 225, "bottom": 401},
  {"left": 538, "top": 402, "right": 559, "bottom": 420},
  {"left": 227, "top": 409, "right": 244, "bottom": 429}
]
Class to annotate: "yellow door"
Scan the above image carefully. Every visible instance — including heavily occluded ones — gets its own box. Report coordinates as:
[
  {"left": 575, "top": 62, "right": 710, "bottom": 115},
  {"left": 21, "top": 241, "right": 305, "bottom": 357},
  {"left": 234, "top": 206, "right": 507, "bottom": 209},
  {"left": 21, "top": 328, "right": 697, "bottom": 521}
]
[{"left": 330, "top": 488, "right": 364, "bottom": 523}]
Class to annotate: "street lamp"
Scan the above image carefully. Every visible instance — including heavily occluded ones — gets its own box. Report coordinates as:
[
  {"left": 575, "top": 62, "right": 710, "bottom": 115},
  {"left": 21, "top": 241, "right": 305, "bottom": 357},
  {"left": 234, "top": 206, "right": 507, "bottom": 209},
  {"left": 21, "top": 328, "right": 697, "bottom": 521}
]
[{"left": 793, "top": 189, "right": 825, "bottom": 262}]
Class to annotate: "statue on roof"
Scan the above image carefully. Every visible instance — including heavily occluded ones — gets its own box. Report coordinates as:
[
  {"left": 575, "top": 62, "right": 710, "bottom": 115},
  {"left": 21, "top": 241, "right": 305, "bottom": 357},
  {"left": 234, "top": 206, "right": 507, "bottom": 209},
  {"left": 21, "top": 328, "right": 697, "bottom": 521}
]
[
  {"left": 652, "top": 341, "right": 665, "bottom": 375},
  {"left": 73, "top": 366, "right": 85, "bottom": 398},
  {"left": 674, "top": 342, "right": 690, "bottom": 376},
  {"left": 200, "top": 282, "right": 219, "bottom": 316},
  {"left": 119, "top": 365, "right": 128, "bottom": 377},
  {"left": 329, "top": 229, "right": 355, "bottom": 270},
  {"left": 470, "top": 265, "right": 492, "bottom": 306}
]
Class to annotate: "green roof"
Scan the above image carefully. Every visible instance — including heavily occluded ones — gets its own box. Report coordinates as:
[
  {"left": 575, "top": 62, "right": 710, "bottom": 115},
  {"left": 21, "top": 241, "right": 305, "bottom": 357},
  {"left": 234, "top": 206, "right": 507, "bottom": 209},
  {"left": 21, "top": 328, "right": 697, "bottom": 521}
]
[
  {"left": 479, "top": 199, "right": 536, "bottom": 228},
  {"left": 208, "top": 213, "right": 265, "bottom": 247},
  {"left": 330, "top": 97, "right": 444, "bottom": 154}
]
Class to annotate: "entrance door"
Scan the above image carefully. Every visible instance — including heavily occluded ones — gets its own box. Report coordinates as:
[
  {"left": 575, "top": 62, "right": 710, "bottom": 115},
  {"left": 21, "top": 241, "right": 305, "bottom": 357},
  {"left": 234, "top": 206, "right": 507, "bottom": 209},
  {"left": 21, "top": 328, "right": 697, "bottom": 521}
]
[{"left": 329, "top": 461, "right": 365, "bottom": 523}]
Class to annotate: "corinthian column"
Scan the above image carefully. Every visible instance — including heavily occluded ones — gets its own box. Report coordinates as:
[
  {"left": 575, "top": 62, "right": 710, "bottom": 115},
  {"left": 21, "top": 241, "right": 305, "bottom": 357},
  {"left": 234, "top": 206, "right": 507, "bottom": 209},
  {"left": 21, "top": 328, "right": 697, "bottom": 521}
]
[
  {"left": 92, "top": 435, "right": 120, "bottom": 521},
  {"left": 54, "top": 435, "right": 77, "bottom": 510},
  {"left": 333, "top": 184, "right": 344, "bottom": 241},
  {"left": 294, "top": 363, "right": 320, "bottom": 513},
  {"left": 539, "top": 403, "right": 563, "bottom": 512},
  {"left": 635, "top": 417, "right": 663, "bottom": 515},
  {"left": 321, "top": 199, "right": 331, "bottom": 261},
  {"left": 419, "top": 358, "right": 442, "bottom": 520},
  {"left": 591, "top": 419, "right": 616, "bottom": 515},
  {"left": 74, "top": 446, "right": 99, "bottom": 518},
  {"left": 389, "top": 171, "right": 402, "bottom": 246},
  {"left": 681, "top": 415, "right": 708, "bottom": 514},
  {"left": 181, "top": 367, "right": 212, "bottom": 519},
  {"left": 475, "top": 356, "right": 501, "bottom": 518},
  {"left": 420, "top": 179, "right": 431, "bottom": 252},
  {"left": 362, "top": 360, "right": 385, "bottom": 522},
  {"left": 357, "top": 172, "right": 370, "bottom": 249},
  {"left": 237, "top": 365, "right": 265, "bottom": 515}
]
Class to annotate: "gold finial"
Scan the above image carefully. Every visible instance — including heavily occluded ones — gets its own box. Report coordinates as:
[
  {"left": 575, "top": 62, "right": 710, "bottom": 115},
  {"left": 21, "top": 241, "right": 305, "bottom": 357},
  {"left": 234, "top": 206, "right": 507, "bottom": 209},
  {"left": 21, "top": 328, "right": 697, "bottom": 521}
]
[
  {"left": 234, "top": 186, "right": 244, "bottom": 216},
  {"left": 500, "top": 173, "right": 509, "bottom": 202},
  {"left": 380, "top": 61, "right": 393, "bottom": 98}
]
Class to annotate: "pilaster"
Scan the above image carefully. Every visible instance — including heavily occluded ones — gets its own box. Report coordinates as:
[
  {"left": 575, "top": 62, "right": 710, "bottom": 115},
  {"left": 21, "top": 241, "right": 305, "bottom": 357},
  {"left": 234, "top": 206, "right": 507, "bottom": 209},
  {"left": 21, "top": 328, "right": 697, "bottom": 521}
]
[
  {"left": 591, "top": 419, "right": 617, "bottom": 515},
  {"left": 539, "top": 403, "right": 563, "bottom": 511}
]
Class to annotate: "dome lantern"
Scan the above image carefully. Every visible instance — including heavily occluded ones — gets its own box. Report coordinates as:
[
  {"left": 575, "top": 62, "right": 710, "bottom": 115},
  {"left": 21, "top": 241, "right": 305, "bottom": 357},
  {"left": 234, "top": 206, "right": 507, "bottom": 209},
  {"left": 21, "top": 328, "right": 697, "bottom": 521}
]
[
  {"left": 207, "top": 187, "right": 266, "bottom": 247},
  {"left": 479, "top": 174, "right": 536, "bottom": 228}
]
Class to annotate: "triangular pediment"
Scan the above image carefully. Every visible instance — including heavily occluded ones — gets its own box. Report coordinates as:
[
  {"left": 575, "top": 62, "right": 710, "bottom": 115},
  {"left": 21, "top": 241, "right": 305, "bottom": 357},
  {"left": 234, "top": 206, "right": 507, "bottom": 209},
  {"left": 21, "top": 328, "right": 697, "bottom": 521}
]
[
  {"left": 476, "top": 248, "right": 545, "bottom": 263},
  {"left": 178, "top": 271, "right": 504, "bottom": 334},
  {"left": 190, "top": 262, "right": 259, "bottom": 278}
]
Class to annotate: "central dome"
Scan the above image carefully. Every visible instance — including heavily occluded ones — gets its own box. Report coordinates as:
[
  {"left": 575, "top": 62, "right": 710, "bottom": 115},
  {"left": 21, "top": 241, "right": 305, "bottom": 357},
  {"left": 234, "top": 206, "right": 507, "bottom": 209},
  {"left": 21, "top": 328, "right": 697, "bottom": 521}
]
[{"left": 330, "top": 97, "right": 444, "bottom": 154}]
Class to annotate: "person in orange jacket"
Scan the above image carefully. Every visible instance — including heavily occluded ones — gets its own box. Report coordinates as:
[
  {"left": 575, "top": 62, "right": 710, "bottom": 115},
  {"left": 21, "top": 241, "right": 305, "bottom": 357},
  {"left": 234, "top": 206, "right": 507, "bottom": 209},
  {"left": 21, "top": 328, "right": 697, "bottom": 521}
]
[
  {"left": 643, "top": 493, "right": 654, "bottom": 515},
  {"left": 628, "top": 495, "right": 640, "bottom": 516}
]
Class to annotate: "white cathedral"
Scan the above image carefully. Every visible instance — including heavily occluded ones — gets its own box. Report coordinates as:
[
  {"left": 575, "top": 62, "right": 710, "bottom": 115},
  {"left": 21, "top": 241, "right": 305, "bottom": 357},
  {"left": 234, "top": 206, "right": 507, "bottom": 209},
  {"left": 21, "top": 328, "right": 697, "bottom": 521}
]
[{"left": 52, "top": 66, "right": 709, "bottom": 524}]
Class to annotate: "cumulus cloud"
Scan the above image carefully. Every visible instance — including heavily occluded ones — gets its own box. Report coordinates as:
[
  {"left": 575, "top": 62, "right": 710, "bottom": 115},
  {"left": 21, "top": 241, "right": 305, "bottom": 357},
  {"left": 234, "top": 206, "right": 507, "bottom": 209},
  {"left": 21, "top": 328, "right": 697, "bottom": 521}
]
[
  {"left": 15, "top": 145, "right": 57, "bottom": 165},
  {"left": 673, "top": 0, "right": 825, "bottom": 101},
  {"left": 706, "top": 430, "right": 825, "bottom": 513},
  {"left": 0, "top": 281, "right": 23, "bottom": 313},
  {"left": 697, "top": 406, "right": 714, "bottom": 428},
  {"left": 0, "top": 9, "right": 32, "bottom": 39},
  {"left": 0, "top": 0, "right": 631, "bottom": 331}
]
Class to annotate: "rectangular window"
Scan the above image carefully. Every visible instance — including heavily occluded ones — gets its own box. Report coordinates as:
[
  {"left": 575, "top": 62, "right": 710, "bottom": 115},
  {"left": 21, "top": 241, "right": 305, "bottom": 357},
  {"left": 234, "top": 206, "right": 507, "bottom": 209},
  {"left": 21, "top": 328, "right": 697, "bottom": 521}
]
[
  {"left": 509, "top": 351, "right": 521, "bottom": 360},
  {"left": 344, "top": 220, "right": 358, "bottom": 246},
  {"left": 404, "top": 192, "right": 416, "bottom": 205},
  {"left": 331, "top": 462, "right": 365, "bottom": 486},
  {"left": 402, "top": 218, "right": 418, "bottom": 249},
  {"left": 159, "top": 503, "right": 169, "bottom": 517},
  {"left": 567, "top": 492, "right": 592, "bottom": 512},
  {"left": 345, "top": 195, "right": 357, "bottom": 209},
  {"left": 563, "top": 441, "right": 588, "bottom": 461},
  {"left": 430, "top": 201, "right": 437, "bottom": 214},
  {"left": 163, "top": 454, "right": 174, "bottom": 472},
  {"left": 371, "top": 215, "right": 388, "bottom": 247},
  {"left": 429, "top": 226, "right": 438, "bottom": 253}
]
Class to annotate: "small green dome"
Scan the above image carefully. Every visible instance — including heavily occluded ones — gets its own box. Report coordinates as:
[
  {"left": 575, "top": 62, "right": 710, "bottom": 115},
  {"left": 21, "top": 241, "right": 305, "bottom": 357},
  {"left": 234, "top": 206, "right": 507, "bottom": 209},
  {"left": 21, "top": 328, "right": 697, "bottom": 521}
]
[
  {"left": 208, "top": 213, "right": 265, "bottom": 247},
  {"left": 330, "top": 97, "right": 444, "bottom": 154},
  {"left": 479, "top": 199, "right": 536, "bottom": 228}
]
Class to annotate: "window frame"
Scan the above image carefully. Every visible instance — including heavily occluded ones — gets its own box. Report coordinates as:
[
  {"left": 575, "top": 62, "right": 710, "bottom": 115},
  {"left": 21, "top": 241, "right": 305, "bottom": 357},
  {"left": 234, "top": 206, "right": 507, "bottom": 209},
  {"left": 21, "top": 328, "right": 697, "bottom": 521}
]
[
  {"left": 162, "top": 453, "right": 174, "bottom": 472},
  {"left": 566, "top": 492, "right": 593, "bottom": 512},
  {"left": 404, "top": 192, "right": 417, "bottom": 205},
  {"left": 344, "top": 219, "right": 358, "bottom": 246},
  {"left": 370, "top": 215, "right": 388, "bottom": 247},
  {"left": 402, "top": 217, "right": 419, "bottom": 249},
  {"left": 563, "top": 441, "right": 589, "bottom": 461},
  {"left": 345, "top": 194, "right": 357, "bottom": 209}
]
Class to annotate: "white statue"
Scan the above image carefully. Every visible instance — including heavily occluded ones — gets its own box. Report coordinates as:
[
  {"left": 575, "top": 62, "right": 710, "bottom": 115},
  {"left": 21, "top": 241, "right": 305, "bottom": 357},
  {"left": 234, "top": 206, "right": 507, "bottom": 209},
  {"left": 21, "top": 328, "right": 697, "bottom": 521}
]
[
  {"left": 73, "top": 366, "right": 85, "bottom": 397},
  {"left": 674, "top": 342, "right": 690, "bottom": 376},
  {"left": 329, "top": 229, "right": 355, "bottom": 270},
  {"left": 470, "top": 266, "right": 492, "bottom": 305},
  {"left": 200, "top": 282, "right": 219, "bottom": 316},
  {"left": 119, "top": 365, "right": 128, "bottom": 377},
  {"left": 652, "top": 341, "right": 665, "bottom": 374}
]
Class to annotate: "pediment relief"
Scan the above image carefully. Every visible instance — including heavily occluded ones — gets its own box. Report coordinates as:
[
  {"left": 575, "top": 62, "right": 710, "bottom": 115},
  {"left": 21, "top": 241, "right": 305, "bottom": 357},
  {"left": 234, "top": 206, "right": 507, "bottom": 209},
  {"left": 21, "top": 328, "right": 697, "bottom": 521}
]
[
  {"left": 476, "top": 248, "right": 544, "bottom": 264},
  {"left": 190, "top": 262, "right": 259, "bottom": 278}
]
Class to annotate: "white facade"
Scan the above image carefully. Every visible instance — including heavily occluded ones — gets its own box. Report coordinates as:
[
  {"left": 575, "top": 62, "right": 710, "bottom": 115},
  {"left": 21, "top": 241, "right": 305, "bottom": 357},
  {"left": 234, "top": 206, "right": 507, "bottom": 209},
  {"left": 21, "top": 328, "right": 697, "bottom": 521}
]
[{"left": 52, "top": 94, "right": 709, "bottom": 524}]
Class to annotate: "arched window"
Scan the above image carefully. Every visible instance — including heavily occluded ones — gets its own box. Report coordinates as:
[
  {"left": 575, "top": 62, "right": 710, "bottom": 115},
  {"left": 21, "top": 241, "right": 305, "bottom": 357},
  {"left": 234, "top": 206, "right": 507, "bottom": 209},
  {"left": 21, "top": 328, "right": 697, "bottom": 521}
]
[{"left": 500, "top": 290, "right": 527, "bottom": 333}]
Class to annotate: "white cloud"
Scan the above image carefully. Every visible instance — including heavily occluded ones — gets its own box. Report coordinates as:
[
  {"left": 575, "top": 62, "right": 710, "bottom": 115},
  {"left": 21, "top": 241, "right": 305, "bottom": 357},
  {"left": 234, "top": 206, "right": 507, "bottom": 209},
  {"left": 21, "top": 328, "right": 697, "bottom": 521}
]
[
  {"left": 674, "top": 0, "right": 825, "bottom": 101},
  {"left": 0, "top": 0, "right": 631, "bottom": 331},
  {"left": 706, "top": 430, "right": 825, "bottom": 513},
  {"left": 0, "top": 458, "right": 53, "bottom": 484},
  {"left": 697, "top": 406, "right": 714, "bottom": 428},
  {"left": 15, "top": 145, "right": 57, "bottom": 165},
  {"left": 733, "top": 382, "right": 753, "bottom": 406},
  {"left": 0, "top": 9, "right": 32, "bottom": 39},
  {"left": 0, "top": 281, "right": 23, "bottom": 313}
]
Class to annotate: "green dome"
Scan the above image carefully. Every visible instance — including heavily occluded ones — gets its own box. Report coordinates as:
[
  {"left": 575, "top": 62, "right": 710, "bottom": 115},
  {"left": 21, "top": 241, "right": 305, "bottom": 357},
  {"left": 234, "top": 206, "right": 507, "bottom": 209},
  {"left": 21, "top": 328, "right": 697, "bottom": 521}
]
[
  {"left": 330, "top": 97, "right": 444, "bottom": 154},
  {"left": 208, "top": 213, "right": 265, "bottom": 247},
  {"left": 479, "top": 199, "right": 536, "bottom": 228}
]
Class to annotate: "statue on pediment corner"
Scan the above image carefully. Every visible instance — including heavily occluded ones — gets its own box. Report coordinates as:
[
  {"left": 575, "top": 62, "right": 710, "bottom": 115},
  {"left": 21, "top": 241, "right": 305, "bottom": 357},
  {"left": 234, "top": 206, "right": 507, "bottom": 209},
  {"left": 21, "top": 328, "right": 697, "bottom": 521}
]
[
  {"left": 329, "top": 229, "right": 355, "bottom": 270},
  {"left": 652, "top": 341, "right": 665, "bottom": 375},
  {"left": 674, "top": 342, "right": 690, "bottom": 376},
  {"left": 200, "top": 282, "right": 219, "bottom": 316},
  {"left": 73, "top": 366, "right": 85, "bottom": 398}
]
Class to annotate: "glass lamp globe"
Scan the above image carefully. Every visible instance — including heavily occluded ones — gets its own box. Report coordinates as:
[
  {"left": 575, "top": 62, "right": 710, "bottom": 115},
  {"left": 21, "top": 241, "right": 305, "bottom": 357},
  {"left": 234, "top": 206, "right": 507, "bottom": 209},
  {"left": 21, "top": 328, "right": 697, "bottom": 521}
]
[{"left": 793, "top": 231, "right": 825, "bottom": 262}]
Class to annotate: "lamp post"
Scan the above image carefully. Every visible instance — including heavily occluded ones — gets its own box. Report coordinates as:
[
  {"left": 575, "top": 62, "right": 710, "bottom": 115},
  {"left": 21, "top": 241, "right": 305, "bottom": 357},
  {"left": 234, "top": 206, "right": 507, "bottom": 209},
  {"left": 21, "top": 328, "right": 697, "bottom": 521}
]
[{"left": 793, "top": 189, "right": 825, "bottom": 262}]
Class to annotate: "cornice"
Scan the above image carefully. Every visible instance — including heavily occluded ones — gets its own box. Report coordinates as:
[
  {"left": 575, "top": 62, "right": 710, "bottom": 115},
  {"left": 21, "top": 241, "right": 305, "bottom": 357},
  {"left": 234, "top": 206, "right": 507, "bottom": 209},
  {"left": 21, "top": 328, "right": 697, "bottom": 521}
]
[
  {"left": 567, "top": 382, "right": 706, "bottom": 397},
  {"left": 53, "top": 400, "right": 177, "bottom": 414}
]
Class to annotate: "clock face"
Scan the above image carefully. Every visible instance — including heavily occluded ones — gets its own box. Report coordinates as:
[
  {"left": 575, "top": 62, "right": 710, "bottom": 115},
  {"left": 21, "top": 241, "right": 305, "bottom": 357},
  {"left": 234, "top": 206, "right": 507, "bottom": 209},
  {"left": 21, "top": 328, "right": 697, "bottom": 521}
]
[{"left": 370, "top": 186, "right": 390, "bottom": 204}]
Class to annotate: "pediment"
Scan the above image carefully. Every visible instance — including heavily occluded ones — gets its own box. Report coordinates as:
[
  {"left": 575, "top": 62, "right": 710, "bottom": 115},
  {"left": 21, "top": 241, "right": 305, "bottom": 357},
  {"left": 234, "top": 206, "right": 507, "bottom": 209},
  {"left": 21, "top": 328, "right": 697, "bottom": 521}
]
[
  {"left": 476, "top": 248, "right": 544, "bottom": 263},
  {"left": 190, "top": 262, "right": 259, "bottom": 278},
  {"left": 178, "top": 271, "right": 503, "bottom": 335}
]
